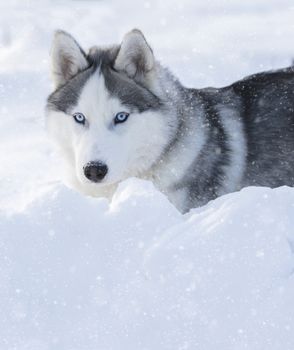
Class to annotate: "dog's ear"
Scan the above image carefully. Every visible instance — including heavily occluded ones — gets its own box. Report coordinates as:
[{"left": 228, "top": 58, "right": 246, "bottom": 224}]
[
  {"left": 50, "top": 30, "right": 89, "bottom": 88},
  {"left": 114, "top": 29, "right": 154, "bottom": 81}
]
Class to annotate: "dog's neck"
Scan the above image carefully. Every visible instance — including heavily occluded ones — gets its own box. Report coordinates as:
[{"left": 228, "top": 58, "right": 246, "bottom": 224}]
[{"left": 140, "top": 69, "right": 208, "bottom": 211}]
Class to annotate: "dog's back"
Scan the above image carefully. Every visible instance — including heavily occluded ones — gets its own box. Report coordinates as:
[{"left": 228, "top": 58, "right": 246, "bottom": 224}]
[{"left": 231, "top": 67, "right": 294, "bottom": 187}]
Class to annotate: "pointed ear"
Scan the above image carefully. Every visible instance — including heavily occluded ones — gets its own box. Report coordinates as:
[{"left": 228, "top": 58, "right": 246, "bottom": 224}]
[
  {"left": 50, "top": 30, "right": 89, "bottom": 88},
  {"left": 114, "top": 29, "right": 154, "bottom": 81}
]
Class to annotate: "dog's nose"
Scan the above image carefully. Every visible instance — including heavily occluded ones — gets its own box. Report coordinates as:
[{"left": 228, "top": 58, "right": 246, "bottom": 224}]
[{"left": 83, "top": 161, "right": 108, "bottom": 182}]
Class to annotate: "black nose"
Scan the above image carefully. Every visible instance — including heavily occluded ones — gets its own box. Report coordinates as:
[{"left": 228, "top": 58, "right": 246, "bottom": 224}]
[{"left": 83, "top": 161, "right": 108, "bottom": 182}]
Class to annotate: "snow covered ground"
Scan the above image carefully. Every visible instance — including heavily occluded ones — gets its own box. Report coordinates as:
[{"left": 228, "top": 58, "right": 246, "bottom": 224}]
[{"left": 1, "top": 0, "right": 294, "bottom": 349}]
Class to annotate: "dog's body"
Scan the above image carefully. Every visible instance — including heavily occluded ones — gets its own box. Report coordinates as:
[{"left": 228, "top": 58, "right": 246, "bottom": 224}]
[{"left": 46, "top": 29, "right": 294, "bottom": 212}]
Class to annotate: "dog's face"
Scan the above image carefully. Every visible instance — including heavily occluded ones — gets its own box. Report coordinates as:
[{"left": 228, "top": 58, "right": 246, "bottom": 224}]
[{"left": 46, "top": 30, "right": 176, "bottom": 195}]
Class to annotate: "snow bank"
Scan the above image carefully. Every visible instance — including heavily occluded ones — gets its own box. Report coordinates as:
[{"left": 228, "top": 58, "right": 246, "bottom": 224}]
[{"left": 1, "top": 179, "right": 294, "bottom": 349}]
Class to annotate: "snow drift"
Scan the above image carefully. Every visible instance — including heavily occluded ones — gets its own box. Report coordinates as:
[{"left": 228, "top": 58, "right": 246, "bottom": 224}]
[{"left": 1, "top": 179, "right": 294, "bottom": 349}]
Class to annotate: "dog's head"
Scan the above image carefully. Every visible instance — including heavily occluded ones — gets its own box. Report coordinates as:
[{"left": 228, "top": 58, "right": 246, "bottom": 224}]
[{"left": 46, "top": 29, "right": 177, "bottom": 195}]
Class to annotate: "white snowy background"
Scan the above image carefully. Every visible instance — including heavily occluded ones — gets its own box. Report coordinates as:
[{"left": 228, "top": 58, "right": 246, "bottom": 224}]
[{"left": 1, "top": 0, "right": 294, "bottom": 349}]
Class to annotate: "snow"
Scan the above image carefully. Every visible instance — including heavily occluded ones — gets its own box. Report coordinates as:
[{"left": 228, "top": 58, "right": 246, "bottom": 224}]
[
  {"left": 1, "top": 181, "right": 294, "bottom": 349},
  {"left": 1, "top": 0, "right": 294, "bottom": 349}
]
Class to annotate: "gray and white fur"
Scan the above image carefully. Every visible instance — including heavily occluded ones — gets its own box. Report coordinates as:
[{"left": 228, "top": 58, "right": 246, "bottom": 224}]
[{"left": 46, "top": 29, "right": 294, "bottom": 213}]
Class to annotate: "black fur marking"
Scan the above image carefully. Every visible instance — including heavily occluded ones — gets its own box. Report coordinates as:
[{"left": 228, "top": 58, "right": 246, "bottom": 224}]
[
  {"left": 231, "top": 67, "right": 294, "bottom": 187},
  {"left": 47, "top": 47, "right": 161, "bottom": 114},
  {"left": 47, "top": 66, "right": 94, "bottom": 113},
  {"left": 178, "top": 90, "right": 231, "bottom": 207},
  {"left": 89, "top": 48, "right": 161, "bottom": 112},
  {"left": 103, "top": 67, "right": 161, "bottom": 112}
]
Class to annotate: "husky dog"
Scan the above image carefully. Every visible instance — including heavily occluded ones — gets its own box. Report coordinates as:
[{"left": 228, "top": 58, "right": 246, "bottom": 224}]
[{"left": 46, "top": 29, "right": 294, "bottom": 213}]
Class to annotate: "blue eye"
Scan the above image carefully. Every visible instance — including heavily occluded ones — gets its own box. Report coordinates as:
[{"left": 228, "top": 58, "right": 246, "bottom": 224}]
[
  {"left": 73, "top": 112, "right": 86, "bottom": 124},
  {"left": 114, "top": 112, "right": 129, "bottom": 124}
]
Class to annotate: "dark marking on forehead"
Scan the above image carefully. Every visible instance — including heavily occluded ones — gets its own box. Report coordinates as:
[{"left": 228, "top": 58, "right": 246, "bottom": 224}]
[
  {"left": 89, "top": 46, "right": 161, "bottom": 112},
  {"left": 47, "top": 66, "right": 95, "bottom": 113},
  {"left": 47, "top": 46, "right": 161, "bottom": 114},
  {"left": 102, "top": 67, "right": 161, "bottom": 112}
]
